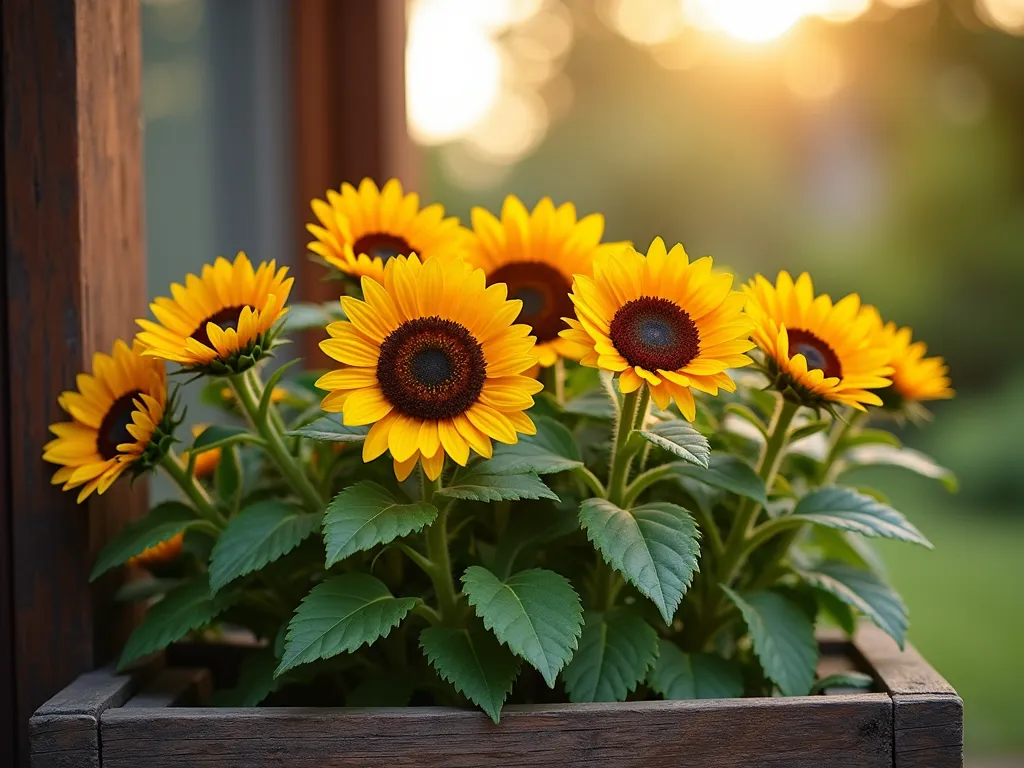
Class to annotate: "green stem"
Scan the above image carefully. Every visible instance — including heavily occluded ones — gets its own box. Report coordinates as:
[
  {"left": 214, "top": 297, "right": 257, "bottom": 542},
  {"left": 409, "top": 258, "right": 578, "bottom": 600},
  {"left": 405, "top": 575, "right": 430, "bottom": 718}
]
[
  {"left": 229, "top": 369, "right": 325, "bottom": 515},
  {"left": 553, "top": 358, "right": 566, "bottom": 405},
  {"left": 160, "top": 450, "right": 226, "bottom": 528},
  {"left": 606, "top": 386, "right": 650, "bottom": 506},
  {"left": 573, "top": 465, "right": 606, "bottom": 498},
  {"left": 623, "top": 462, "right": 676, "bottom": 507},
  {"left": 421, "top": 473, "right": 461, "bottom": 625}
]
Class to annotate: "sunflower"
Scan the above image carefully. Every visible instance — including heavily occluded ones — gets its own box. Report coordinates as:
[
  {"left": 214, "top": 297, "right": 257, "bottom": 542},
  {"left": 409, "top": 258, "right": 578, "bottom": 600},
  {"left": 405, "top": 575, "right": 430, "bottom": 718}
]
[
  {"left": 316, "top": 254, "right": 541, "bottom": 481},
  {"left": 128, "top": 531, "right": 184, "bottom": 568},
  {"left": 43, "top": 340, "right": 177, "bottom": 503},
  {"left": 308, "top": 178, "right": 470, "bottom": 283},
  {"left": 136, "top": 252, "right": 292, "bottom": 374},
  {"left": 868, "top": 310, "right": 953, "bottom": 406},
  {"left": 560, "top": 238, "right": 755, "bottom": 420},
  {"left": 744, "top": 272, "right": 893, "bottom": 411},
  {"left": 469, "top": 195, "right": 628, "bottom": 367}
]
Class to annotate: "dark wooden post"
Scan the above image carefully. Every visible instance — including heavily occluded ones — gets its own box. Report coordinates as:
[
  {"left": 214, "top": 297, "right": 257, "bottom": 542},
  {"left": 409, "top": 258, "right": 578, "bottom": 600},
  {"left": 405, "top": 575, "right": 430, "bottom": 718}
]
[
  {"left": 290, "top": 0, "right": 417, "bottom": 359},
  {"left": 1, "top": 1, "right": 146, "bottom": 765}
]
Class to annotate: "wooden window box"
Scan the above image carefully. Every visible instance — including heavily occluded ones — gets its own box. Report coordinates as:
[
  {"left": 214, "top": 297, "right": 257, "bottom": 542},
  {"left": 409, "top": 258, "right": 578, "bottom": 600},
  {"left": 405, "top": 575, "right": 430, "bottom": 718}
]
[{"left": 30, "top": 625, "right": 962, "bottom": 768}]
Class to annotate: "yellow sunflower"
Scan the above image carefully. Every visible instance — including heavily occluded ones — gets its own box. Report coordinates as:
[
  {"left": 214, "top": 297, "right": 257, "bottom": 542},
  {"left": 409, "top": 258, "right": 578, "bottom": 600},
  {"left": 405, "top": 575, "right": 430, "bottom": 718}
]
[
  {"left": 868, "top": 310, "right": 953, "bottom": 405},
  {"left": 469, "top": 195, "right": 628, "bottom": 367},
  {"left": 136, "top": 252, "right": 292, "bottom": 374},
  {"left": 308, "top": 178, "right": 470, "bottom": 283},
  {"left": 128, "top": 531, "right": 184, "bottom": 568},
  {"left": 316, "top": 254, "right": 541, "bottom": 481},
  {"left": 560, "top": 238, "right": 755, "bottom": 420},
  {"left": 43, "top": 340, "right": 176, "bottom": 503},
  {"left": 744, "top": 272, "right": 893, "bottom": 411}
]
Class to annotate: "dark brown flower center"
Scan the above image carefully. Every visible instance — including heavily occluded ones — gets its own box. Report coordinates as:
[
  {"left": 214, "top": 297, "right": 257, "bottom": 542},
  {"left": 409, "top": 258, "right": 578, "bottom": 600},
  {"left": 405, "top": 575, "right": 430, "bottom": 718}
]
[
  {"left": 489, "top": 262, "right": 574, "bottom": 343},
  {"left": 788, "top": 328, "right": 842, "bottom": 379},
  {"left": 609, "top": 296, "right": 700, "bottom": 372},
  {"left": 97, "top": 390, "right": 142, "bottom": 460},
  {"left": 353, "top": 232, "right": 412, "bottom": 264},
  {"left": 377, "top": 316, "right": 486, "bottom": 420},
  {"left": 190, "top": 305, "right": 252, "bottom": 348}
]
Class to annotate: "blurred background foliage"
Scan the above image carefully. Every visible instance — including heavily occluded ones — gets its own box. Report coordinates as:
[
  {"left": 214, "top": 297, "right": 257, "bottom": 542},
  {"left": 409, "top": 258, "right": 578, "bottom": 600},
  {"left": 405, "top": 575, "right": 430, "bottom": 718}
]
[{"left": 142, "top": 0, "right": 1022, "bottom": 759}]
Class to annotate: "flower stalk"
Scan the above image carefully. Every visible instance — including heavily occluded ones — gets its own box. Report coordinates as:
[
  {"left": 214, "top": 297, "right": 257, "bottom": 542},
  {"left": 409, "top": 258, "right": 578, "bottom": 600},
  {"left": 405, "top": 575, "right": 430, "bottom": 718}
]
[
  {"left": 160, "top": 450, "right": 226, "bottom": 528},
  {"left": 421, "top": 472, "right": 461, "bottom": 626}
]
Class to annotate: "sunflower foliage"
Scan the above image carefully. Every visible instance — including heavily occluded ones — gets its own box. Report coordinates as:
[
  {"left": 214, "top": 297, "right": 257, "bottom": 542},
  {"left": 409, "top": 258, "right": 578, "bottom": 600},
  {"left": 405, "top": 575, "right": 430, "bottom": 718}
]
[{"left": 46, "top": 181, "right": 956, "bottom": 722}]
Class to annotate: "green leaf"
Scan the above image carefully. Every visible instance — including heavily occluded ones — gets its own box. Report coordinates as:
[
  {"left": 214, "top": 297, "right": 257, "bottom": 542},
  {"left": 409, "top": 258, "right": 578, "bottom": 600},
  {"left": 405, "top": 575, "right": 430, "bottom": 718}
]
[
  {"left": 579, "top": 499, "right": 700, "bottom": 624},
  {"left": 208, "top": 500, "right": 321, "bottom": 593},
  {"left": 808, "top": 527, "right": 889, "bottom": 577},
  {"left": 215, "top": 444, "right": 243, "bottom": 513},
  {"left": 480, "top": 416, "right": 583, "bottom": 475},
  {"left": 211, "top": 648, "right": 280, "bottom": 706},
  {"left": 118, "top": 576, "right": 238, "bottom": 670},
  {"left": 791, "top": 486, "right": 932, "bottom": 548},
  {"left": 191, "top": 425, "right": 255, "bottom": 454},
  {"left": 324, "top": 481, "right": 437, "bottom": 567},
  {"left": 842, "top": 444, "right": 958, "bottom": 492},
  {"left": 276, "top": 575, "right": 416, "bottom": 676},
  {"left": 562, "top": 610, "right": 658, "bottom": 702},
  {"left": 462, "top": 566, "right": 584, "bottom": 687},
  {"left": 811, "top": 671, "right": 874, "bottom": 695},
  {"left": 788, "top": 420, "right": 830, "bottom": 443},
  {"left": 491, "top": 505, "right": 579, "bottom": 579},
  {"left": 439, "top": 471, "right": 558, "bottom": 503},
  {"left": 724, "top": 403, "right": 768, "bottom": 438},
  {"left": 800, "top": 561, "right": 909, "bottom": 649},
  {"left": 814, "top": 587, "right": 857, "bottom": 636},
  {"left": 839, "top": 428, "right": 902, "bottom": 450},
  {"left": 637, "top": 420, "right": 710, "bottom": 468},
  {"left": 258, "top": 359, "right": 301, "bottom": 423},
  {"left": 420, "top": 625, "right": 519, "bottom": 723},
  {"left": 287, "top": 415, "right": 369, "bottom": 443},
  {"left": 649, "top": 640, "right": 744, "bottom": 700},
  {"left": 672, "top": 454, "right": 767, "bottom": 506},
  {"left": 91, "top": 501, "right": 206, "bottom": 581},
  {"left": 563, "top": 388, "right": 617, "bottom": 419},
  {"left": 722, "top": 587, "right": 818, "bottom": 696}
]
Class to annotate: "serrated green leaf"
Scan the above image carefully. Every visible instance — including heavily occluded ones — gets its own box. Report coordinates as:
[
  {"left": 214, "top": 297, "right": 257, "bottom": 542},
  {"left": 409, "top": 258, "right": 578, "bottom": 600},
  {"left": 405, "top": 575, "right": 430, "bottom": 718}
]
[
  {"left": 491, "top": 505, "right": 579, "bottom": 579},
  {"left": 649, "top": 640, "right": 744, "bottom": 700},
  {"left": 562, "top": 611, "right": 658, "bottom": 702},
  {"left": 462, "top": 566, "right": 584, "bottom": 687},
  {"left": 118, "top": 576, "right": 238, "bottom": 670},
  {"left": 811, "top": 671, "right": 874, "bottom": 694},
  {"left": 287, "top": 415, "right": 369, "bottom": 443},
  {"left": 479, "top": 416, "right": 583, "bottom": 475},
  {"left": 208, "top": 500, "right": 321, "bottom": 592},
  {"left": 579, "top": 499, "right": 700, "bottom": 624},
  {"left": 439, "top": 471, "right": 558, "bottom": 503},
  {"left": 563, "top": 388, "right": 617, "bottom": 419},
  {"left": 801, "top": 561, "right": 909, "bottom": 648},
  {"left": 420, "top": 625, "right": 519, "bottom": 723},
  {"left": 791, "top": 486, "right": 932, "bottom": 547},
  {"left": 324, "top": 481, "right": 437, "bottom": 566},
  {"left": 842, "top": 444, "right": 958, "bottom": 492},
  {"left": 672, "top": 454, "right": 767, "bottom": 506},
  {"left": 637, "top": 420, "right": 710, "bottom": 468},
  {"left": 722, "top": 587, "right": 818, "bottom": 696},
  {"left": 91, "top": 502, "right": 206, "bottom": 581},
  {"left": 276, "top": 575, "right": 416, "bottom": 676},
  {"left": 211, "top": 648, "right": 280, "bottom": 706},
  {"left": 191, "top": 425, "right": 254, "bottom": 454},
  {"left": 215, "top": 444, "right": 243, "bottom": 513}
]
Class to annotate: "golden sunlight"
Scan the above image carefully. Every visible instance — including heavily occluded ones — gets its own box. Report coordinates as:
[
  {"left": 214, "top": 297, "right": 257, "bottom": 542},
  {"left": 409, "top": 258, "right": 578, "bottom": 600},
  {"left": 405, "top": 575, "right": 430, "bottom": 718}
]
[{"left": 684, "top": 0, "right": 808, "bottom": 42}]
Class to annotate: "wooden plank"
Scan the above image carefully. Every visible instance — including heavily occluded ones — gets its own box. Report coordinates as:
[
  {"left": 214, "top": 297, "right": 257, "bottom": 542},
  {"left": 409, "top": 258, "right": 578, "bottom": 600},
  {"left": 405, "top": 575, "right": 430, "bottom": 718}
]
[
  {"left": 290, "top": 0, "right": 417, "bottom": 360},
  {"left": 854, "top": 625, "right": 963, "bottom": 768},
  {"left": 121, "top": 668, "right": 212, "bottom": 709},
  {"left": 100, "top": 695, "right": 893, "bottom": 768},
  {"left": 1, "top": 1, "right": 146, "bottom": 764},
  {"left": 29, "top": 666, "right": 138, "bottom": 768}
]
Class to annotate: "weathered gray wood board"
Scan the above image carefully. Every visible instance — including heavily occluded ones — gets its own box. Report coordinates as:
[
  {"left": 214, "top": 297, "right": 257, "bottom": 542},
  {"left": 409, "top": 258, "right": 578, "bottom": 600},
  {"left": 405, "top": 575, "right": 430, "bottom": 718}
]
[{"left": 30, "top": 629, "right": 963, "bottom": 768}]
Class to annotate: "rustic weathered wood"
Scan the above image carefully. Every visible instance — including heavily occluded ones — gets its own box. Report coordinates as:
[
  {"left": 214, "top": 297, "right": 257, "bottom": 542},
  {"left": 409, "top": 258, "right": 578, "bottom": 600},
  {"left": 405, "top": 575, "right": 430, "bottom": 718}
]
[
  {"left": 100, "top": 694, "right": 893, "bottom": 768},
  {"left": 121, "top": 668, "right": 212, "bottom": 709},
  {"left": 1, "top": 1, "right": 146, "bottom": 765},
  {"left": 854, "top": 625, "right": 963, "bottom": 768},
  {"left": 29, "top": 666, "right": 139, "bottom": 768},
  {"left": 290, "top": 0, "right": 417, "bottom": 360}
]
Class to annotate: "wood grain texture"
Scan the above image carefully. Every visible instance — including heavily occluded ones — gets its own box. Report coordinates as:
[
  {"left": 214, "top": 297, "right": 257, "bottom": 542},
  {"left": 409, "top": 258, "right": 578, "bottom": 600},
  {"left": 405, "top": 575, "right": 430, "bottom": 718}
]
[
  {"left": 1, "top": 1, "right": 146, "bottom": 764},
  {"left": 100, "top": 695, "right": 893, "bottom": 768},
  {"left": 854, "top": 625, "right": 963, "bottom": 768},
  {"left": 29, "top": 666, "right": 139, "bottom": 768},
  {"left": 290, "top": 0, "right": 417, "bottom": 360}
]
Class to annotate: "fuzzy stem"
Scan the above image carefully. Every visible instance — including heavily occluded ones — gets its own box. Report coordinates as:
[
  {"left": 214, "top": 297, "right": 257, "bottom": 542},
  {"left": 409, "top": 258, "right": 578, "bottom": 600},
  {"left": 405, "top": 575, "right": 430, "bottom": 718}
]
[{"left": 421, "top": 472, "right": 461, "bottom": 625}]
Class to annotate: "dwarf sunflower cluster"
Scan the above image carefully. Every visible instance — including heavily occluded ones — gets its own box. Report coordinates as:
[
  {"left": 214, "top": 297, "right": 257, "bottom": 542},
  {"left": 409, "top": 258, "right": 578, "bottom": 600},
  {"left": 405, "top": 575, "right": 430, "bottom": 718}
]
[{"left": 46, "top": 179, "right": 956, "bottom": 722}]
